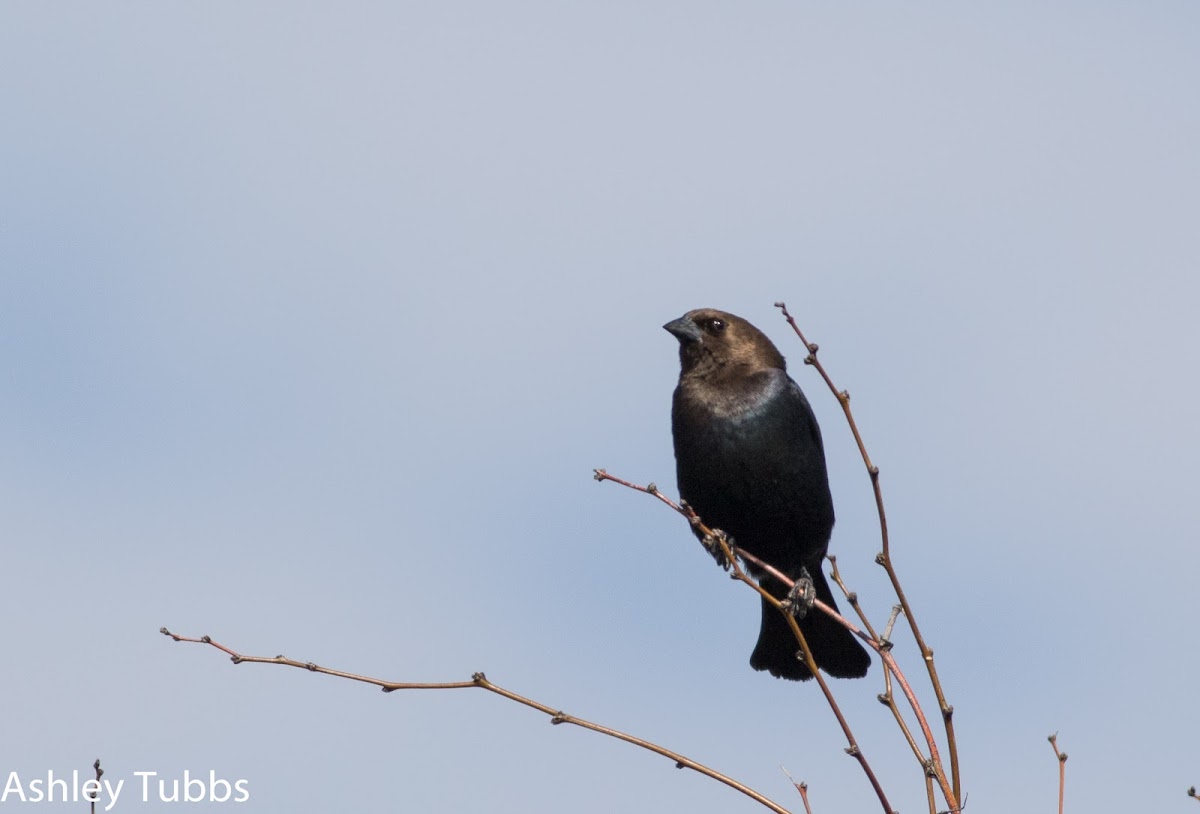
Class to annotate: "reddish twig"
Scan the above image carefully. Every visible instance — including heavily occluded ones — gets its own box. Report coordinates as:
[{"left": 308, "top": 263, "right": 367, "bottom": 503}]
[
  {"left": 160, "top": 628, "right": 793, "bottom": 814},
  {"left": 826, "top": 555, "right": 880, "bottom": 642},
  {"left": 781, "top": 767, "right": 814, "bottom": 814},
  {"left": 595, "top": 471, "right": 896, "bottom": 814},
  {"left": 775, "top": 301, "right": 961, "bottom": 808},
  {"left": 829, "top": 558, "right": 932, "bottom": 803},
  {"left": 598, "top": 468, "right": 960, "bottom": 812},
  {"left": 1048, "top": 733, "right": 1067, "bottom": 814},
  {"left": 740, "top": 540, "right": 948, "bottom": 813}
]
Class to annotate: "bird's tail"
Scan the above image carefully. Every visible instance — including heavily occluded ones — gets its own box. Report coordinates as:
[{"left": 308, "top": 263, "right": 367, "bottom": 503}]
[{"left": 749, "top": 566, "right": 871, "bottom": 681}]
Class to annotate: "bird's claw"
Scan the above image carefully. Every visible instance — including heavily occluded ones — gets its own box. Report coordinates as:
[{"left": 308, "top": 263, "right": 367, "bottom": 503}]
[
  {"left": 781, "top": 569, "right": 817, "bottom": 619},
  {"left": 701, "top": 528, "right": 736, "bottom": 571}
]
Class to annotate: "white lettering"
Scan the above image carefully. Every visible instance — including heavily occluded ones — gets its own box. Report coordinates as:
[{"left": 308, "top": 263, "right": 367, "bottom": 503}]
[
  {"left": 5, "top": 768, "right": 248, "bottom": 806},
  {"left": 104, "top": 778, "right": 125, "bottom": 811},
  {"left": 45, "top": 769, "right": 70, "bottom": 801},
  {"left": 135, "top": 770, "right": 156, "bottom": 801},
  {"left": 1, "top": 772, "right": 26, "bottom": 802},
  {"left": 209, "top": 771, "right": 231, "bottom": 802},
  {"left": 184, "top": 769, "right": 206, "bottom": 802},
  {"left": 158, "top": 776, "right": 179, "bottom": 802}
]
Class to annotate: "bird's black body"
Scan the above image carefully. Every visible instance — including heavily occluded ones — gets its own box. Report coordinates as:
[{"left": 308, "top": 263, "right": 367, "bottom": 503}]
[{"left": 665, "top": 308, "right": 870, "bottom": 681}]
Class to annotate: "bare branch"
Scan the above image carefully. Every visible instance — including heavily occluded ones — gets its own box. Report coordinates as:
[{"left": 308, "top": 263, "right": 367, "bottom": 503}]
[
  {"left": 1048, "top": 733, "right": 1067, "bottom": 814},
  {"left": 160, "top": 628, "right": 793, "bottom": 814},
  {"left": 831, "top": 559, "right": 931, "bottom": 811},
  {"left": 780, "top": 767, "right": 814, "bottom": 814},
  {"left": 89, "top": 759, "right": 103, "bottom": 814},
  {"left": 595, "top": 473, "right": 897, "bottom": 814},
  {"left": 775, "top": 301, "right": 961, "bottom": 807},
  {"left": 827, "top": 555, "right": 880, "bottom": 642}
]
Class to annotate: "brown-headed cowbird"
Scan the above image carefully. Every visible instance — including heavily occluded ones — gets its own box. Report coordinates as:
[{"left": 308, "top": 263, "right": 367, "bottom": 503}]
[{"left": 665, "top": 308, "right": 870, "bottom": 681}]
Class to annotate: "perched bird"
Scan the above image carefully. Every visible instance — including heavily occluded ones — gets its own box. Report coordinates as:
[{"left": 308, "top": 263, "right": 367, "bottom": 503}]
[{"left": 665, "top": 308, "right": 870, "bottom": 681}]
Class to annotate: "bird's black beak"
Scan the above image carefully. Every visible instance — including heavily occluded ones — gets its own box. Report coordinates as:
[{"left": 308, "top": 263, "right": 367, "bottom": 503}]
[{"left": 663, "top": 316, "right": 703, "bottom": 343}]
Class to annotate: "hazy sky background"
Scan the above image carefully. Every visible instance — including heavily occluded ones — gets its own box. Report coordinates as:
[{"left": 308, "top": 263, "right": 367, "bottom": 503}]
[{"left": 2, "top": 4, "right": 1197, "bottom": 812}]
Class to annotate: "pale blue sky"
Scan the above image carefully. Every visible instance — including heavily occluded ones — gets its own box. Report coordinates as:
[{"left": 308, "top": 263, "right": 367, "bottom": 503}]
[{"left": 2, "top": 4, "right": 1197, "bottom": 812}]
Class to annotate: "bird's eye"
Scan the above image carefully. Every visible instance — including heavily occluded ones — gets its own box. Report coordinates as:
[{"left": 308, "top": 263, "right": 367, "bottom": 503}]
[{"left": 704, "top": 318, "right": 726, "bottom": 334}]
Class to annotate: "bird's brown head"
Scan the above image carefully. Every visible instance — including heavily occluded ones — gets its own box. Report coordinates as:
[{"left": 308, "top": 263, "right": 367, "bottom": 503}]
[{"left": 663, "top": 308, "right": 787, "bottom": 380}]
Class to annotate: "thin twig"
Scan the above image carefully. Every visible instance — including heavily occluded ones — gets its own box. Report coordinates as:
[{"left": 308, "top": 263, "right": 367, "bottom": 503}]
[
  {"left": 741, "top": 544, "right": 946, "bottom": 814},
  {"left": 160, "top": 628, "right": 793, "bottom": 814},
  {"left": 829, "top": 559, "right": 931, "bottom": 805},
  {"left": 827, "top": 555, "right": 880, "bottom": 642},
  {"left": 89, "top": 759, "right": 103, "bottom": 814},
  {"left": 781, "top": 767, "right": 814, "bottom": 814},
  {"left": 1048, "top": 733, "right": 1067, "bottom": 814},
  {"left": 775, "top": 301, "right": 961, "bottom": 807},
  {"left": 881, "top": 606, "right": 902, "bottom": 642},
  {"left": 596, "top": 472, "right": 898, "bottom": 814}
]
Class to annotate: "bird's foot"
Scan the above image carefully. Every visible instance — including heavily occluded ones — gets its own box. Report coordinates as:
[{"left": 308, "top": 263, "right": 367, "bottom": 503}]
[
  {"left": 700, "top": 528, "right": 737, "bottom": 571},
  {"left": 781, "top": 567, "right": 816, "bottom": 619}
]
